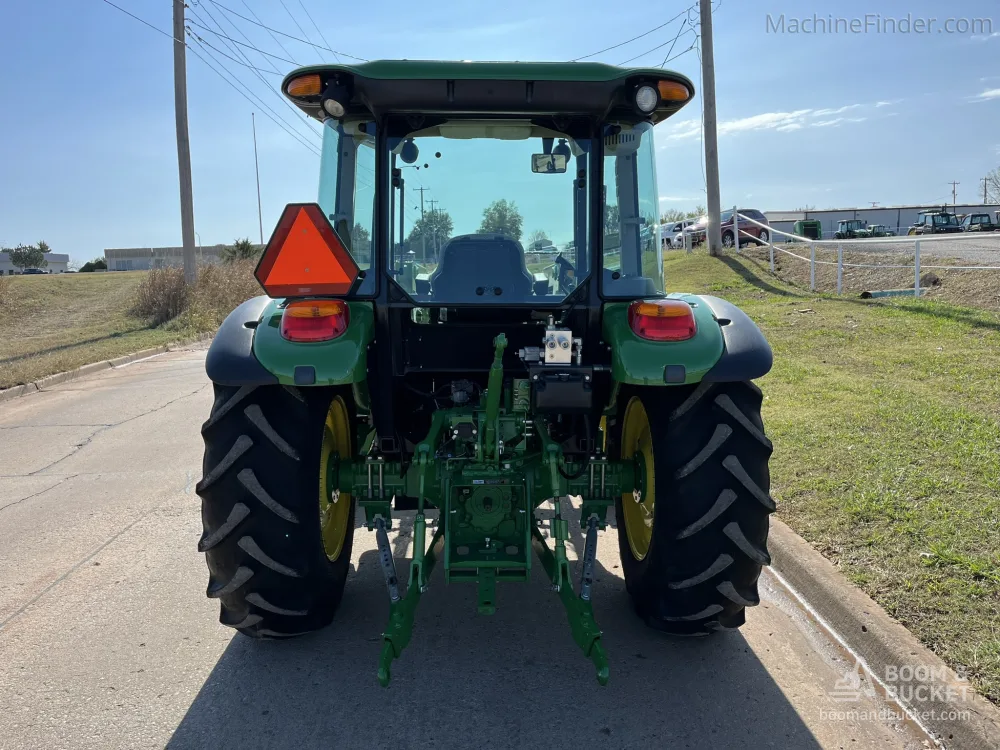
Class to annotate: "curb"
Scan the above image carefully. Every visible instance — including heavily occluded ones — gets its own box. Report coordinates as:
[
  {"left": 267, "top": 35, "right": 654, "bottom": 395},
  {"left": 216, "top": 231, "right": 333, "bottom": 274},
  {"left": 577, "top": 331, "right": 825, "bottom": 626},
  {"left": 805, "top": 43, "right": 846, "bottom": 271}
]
[
  {"left": 0, "top": 332, "right": 214, "bottom": 405},
  {"left": 769, "top": 518, "right": 1000, "bottom": 749}
]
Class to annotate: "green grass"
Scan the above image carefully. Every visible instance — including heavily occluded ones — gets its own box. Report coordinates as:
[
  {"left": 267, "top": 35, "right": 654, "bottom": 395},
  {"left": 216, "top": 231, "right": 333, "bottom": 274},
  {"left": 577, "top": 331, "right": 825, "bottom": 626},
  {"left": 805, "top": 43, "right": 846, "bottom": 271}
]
[
  {"left": 0, "top": 272, "right": 203, "bottom": 389},
  {"left": 664, "top": 250, "right": 1000, "bottom": 704}
]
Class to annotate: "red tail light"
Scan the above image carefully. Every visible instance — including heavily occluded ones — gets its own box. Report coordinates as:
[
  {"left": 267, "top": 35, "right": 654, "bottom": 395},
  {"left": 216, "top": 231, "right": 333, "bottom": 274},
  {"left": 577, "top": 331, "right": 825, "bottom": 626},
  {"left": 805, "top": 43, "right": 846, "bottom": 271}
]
[
  {"left": 280, "top": 299, "right": 349, "bottom": 342},
  {"left": 628, "top": 299, "right": 697, "bottom": 341}
]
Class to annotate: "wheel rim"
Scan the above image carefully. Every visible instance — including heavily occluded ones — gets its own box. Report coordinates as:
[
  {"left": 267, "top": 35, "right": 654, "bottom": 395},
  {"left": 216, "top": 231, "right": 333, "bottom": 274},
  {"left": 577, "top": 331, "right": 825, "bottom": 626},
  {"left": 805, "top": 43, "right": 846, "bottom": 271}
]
[
  {"left": 620, "top": 397, "right": 655, "bottom": 561},
  {"left": 760, "top": 231, "right": 768, "bottom": 242},
  {"left": 723, "top": 233, "right": 734, "bottom": 248},
  {"left": 318, "top": 396, "right": 352, "bottom": 562}
]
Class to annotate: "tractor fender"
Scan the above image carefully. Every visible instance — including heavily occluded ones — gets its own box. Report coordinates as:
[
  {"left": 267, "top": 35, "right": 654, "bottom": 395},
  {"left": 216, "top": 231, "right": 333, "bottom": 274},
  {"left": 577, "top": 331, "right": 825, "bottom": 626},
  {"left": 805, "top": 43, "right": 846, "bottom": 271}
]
[
  {"left": 698, "top": 295, "right": 773, "bottom": 382},
  {"left": 205, "top": 295, "right": 278, "bottom": 386},
  {"left": 251, "top": 299, "right": 375, "bottom": 386}
]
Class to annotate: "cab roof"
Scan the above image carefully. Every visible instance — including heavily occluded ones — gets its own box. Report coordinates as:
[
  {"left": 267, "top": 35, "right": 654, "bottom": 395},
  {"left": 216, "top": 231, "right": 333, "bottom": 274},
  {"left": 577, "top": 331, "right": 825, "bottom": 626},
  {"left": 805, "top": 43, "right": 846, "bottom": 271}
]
[{"left": 282, "top": 60, "right": 695, "bottom": 124}]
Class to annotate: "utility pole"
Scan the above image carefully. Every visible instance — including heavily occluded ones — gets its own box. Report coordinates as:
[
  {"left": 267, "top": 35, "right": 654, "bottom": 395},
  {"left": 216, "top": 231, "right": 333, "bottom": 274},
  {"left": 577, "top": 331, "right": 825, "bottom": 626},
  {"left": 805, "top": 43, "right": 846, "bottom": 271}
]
[
  {"left": 415, "top": 186, "right": 429, "bottom": 219},
  {"left": 699, "top": 0, "right": 722, "bottom": 256},
  {"left": 982, "top": 177, "right": 989, "bottom": 204},
  {"left": 870, "top": 202, "right": 879, "bottom": 208},
  {"left": 173, "top": 0, "right": 197, "bottom": 283},
  {"left": 948, "top": 180, "right": 959, "bottom": 211},
  {"left": 427, "top": 199, "right": 440, "bottom": 255},
  {"left": 252, "top": 113, "right": 264, "bottom": 244}
]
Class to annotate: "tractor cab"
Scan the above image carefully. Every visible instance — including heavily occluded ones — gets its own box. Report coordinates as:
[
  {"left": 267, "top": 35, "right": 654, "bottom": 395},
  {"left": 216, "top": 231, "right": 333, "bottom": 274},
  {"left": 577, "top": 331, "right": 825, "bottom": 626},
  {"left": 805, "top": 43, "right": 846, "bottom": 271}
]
[{"left": 834, "top": 219, "right": 868, "bottom": 239}]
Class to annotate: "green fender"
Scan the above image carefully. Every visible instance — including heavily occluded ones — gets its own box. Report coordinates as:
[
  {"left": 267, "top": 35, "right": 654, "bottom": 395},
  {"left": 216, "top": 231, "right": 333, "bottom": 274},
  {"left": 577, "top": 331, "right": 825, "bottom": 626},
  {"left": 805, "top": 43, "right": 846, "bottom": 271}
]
[
  {"left": 251, "top": 299, "right": 375, "bottom": 386},
  {"left": 602, "top": 294, "right": 772, "bottom": 386}
]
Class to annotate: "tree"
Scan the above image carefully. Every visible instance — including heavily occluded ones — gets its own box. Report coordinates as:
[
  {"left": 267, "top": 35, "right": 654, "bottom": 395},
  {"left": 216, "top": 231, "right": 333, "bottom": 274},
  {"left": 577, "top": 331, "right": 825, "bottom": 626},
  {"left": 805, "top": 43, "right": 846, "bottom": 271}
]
[
  {"left": 221, "top": 238, "right": 258, "bottom": 262},
  {"left": 9, "top": 244, "right": 47, "bottom": 271},
  {"left": 526, "top": 229, "right": 550, "bottom": 248},
  {"left": 79, "top": 257, "right": 108, "bottom": 272},
  {"left": 604, "top": 203, "right": 621, "bottom": 230},
  {"left": 478, "top": 199, "right": 523, "bottom": 241},
  {"left": 407, "top": 210, "right": 454, "bottom": 256},
  {"left": 36, "top": 240, "right": 51, "bottom": 254},
  {"left": 661, "top": 209, "right": 687, "bottom": 224},
  {"left": 986, "top": 166, "right": 1000, "bottom": 204},
  {"left": 686, "top": 205, "right": 706, "bottom": 219},
  {"left": 350, "top": 223, "right": 371, "bottom": 263}
]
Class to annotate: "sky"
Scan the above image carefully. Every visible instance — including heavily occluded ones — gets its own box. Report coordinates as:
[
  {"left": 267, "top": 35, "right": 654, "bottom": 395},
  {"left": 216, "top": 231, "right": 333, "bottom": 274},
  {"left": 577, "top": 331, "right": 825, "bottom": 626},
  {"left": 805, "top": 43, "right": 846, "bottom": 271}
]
[{"left": 1, "top": 0, "right": 999, "bottom": 265}]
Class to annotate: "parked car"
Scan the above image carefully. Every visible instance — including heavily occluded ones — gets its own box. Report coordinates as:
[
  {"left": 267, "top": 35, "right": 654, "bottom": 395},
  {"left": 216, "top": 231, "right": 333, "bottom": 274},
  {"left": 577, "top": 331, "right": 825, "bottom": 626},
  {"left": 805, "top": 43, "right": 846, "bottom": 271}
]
[
  {"left": 665, "top": 219, "right": 696, "bottom": 248},
  {"left": 687, "top": 208, "right": 770, "bottom": 249},
  {"left": 908, "top": 210, "right": 962, "bottom": 235},
  {"left": 960, "top": 213, "right": 997, "bottom": 232},
  {"left": 20, "top": 268, "right": 46, "bottom": 275}
]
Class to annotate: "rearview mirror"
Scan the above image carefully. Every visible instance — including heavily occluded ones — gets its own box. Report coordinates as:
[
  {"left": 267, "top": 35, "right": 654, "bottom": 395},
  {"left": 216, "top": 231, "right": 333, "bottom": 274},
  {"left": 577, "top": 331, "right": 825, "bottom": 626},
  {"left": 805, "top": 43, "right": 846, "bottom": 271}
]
[{"left": 531, "top": 154, "right": 568, "bottom": 174}]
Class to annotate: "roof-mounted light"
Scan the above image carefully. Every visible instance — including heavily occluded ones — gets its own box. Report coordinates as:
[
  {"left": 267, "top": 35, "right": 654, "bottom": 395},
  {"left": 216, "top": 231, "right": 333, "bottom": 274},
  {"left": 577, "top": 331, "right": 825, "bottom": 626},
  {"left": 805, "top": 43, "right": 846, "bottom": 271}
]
[
  {"left": 321, "top": 79, "right": 349, "bottom": 119},
  {"left": 635, "top": 85, "right": 658, "bottom": 113},
  {"left": 286, "top": 74, "right": 322, "bottom": 97},
  {"left": 657, "top": 80, "right": 690, "bottom": 102}
]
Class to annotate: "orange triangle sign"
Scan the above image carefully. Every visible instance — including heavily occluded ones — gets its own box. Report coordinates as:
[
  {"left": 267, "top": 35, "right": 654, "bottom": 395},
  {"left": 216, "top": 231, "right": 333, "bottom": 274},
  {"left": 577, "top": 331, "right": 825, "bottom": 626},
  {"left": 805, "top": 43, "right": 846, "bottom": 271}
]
[{"left": 255, "top": 204, "right": 360, "bottom": 297}]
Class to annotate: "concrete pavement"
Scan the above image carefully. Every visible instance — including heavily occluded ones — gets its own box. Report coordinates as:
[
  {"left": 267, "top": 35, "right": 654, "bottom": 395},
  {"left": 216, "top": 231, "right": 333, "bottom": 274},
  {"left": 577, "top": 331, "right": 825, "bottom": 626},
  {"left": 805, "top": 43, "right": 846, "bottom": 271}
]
[{"left": 0, "top": 346, "right": 930, "bottom": 749}]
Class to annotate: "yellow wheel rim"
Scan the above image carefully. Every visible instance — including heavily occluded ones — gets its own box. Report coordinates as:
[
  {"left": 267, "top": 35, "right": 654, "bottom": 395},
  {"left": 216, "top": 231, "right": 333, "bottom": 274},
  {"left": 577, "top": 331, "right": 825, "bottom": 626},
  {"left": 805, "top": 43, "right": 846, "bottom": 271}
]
[
  {"left": 621, "top": 397, "right": 655, "bottom": 561},
  {"left": 318, "top": 396, "right": 352, "bottom": 562}
]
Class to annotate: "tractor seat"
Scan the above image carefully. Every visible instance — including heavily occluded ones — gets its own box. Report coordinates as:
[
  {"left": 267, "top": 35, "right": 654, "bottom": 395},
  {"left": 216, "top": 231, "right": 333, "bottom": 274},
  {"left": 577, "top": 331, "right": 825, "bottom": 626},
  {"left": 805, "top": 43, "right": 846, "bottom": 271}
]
[{"left": 429, "top": 234, "right": 533, "bottom": 302}]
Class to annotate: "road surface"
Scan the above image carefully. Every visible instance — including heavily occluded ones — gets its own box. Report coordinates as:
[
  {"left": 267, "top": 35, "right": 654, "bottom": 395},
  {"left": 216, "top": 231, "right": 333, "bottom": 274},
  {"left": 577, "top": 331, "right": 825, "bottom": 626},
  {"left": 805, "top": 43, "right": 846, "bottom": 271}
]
[{"left": 0, "top": 345, "right": 930, "bottom": 749}]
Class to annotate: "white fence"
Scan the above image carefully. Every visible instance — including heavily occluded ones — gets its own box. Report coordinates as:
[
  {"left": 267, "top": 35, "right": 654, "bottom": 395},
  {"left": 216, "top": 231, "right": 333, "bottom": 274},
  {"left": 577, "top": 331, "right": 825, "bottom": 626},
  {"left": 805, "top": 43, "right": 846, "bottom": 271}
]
[{"left": 728, "top": 209, "right": 1000, "bottom": 297}]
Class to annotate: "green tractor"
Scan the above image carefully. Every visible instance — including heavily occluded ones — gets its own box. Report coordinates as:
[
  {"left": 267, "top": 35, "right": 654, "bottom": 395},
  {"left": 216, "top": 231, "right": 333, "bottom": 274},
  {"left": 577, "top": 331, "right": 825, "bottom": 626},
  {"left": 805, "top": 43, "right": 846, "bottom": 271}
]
[
  {"left": 834, "top": 219, "right": 869, "bottom": 240},
  {"left": 196, "top": 61, "right": 775, "bottom": 687}
]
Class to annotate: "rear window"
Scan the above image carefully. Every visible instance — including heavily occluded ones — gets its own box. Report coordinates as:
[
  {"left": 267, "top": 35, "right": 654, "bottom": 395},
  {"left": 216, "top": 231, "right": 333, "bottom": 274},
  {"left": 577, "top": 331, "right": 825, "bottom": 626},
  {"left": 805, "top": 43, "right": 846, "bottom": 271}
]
[{"left": 746, "top": 209, "right": 766, "bottom": 221}]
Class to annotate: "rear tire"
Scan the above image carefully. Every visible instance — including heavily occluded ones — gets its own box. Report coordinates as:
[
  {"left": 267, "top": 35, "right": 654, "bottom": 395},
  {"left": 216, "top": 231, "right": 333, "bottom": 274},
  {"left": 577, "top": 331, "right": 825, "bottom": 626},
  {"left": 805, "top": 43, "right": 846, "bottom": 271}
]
[
  {"left": 196, "top": 383, "right": 356, "bottom": 638},
  {"left": 610, "top": 381, "right": 774, "bottom": 635},
  {"left": 722, "top": 231, "right": 735, "bottom": 249}
]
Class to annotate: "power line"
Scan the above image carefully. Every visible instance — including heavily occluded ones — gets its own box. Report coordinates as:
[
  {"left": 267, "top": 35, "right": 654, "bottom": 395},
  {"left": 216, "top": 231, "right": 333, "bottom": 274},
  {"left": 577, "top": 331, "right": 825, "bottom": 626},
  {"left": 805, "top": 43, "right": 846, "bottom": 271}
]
[
  {"left": 297, "top": 0, "right": 341, "bottom": 63},
  {"left": 188, "top": 4, "right": 320, "bottom": 136},
  {"left": 206, "top": 0, "right": 367, "bottom": 61},
  {"left": 240, "top": 0, "right": 300, "bottom": 66},
  {"left": 618, "top": 22, "right": 696, "bottom": 65},
  {"left": 199, "top": 0, "right": 282, "bottom": 74},
  {"left": 185, "top": 29, "right": 281, "bottom": 75},
  {"left": 189, "top": 33, "right": 321, "bottom": 155},
  {"left": 97, "top": 0, "right": 321, "bottom": 156},
  {"left": 187, "top": 20, "right": 300, "bottom": 66},
  {"left": 277, "top": 0, "right": 330, "bottom": 63},
  {"left": 571, "top": 4, "right": 697, "bottom": 61}
]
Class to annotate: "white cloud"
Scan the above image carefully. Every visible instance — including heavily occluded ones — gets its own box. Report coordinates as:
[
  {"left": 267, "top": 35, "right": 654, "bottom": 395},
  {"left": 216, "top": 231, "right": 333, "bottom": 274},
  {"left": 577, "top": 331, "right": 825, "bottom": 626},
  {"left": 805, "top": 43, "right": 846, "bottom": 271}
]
[
  {"left": 976, "top": 88, "right": 1000, "bottom": 100},
  {"left": 720, "top": 109, "right": 813, "bottom": 134},
  {"left": 971, "top": 31, "right": 1000, "bottom": 42},
  {"left": 657, "top": 100, "right": 889, "bottom": 145},
  {"left": 812, "top": 104, "right": 862, "bottom": 117},
  {"left": 659, "top": 195, "right": 697, "bottom": 202}
]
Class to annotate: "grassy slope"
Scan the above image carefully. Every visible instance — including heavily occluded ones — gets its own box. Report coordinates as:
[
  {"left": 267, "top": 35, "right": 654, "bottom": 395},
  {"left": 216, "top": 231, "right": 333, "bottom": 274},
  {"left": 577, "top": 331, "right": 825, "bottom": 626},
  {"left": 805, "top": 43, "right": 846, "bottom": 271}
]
[
  {"left": 0, "top": 272, "right": 202, "bottom": 389},
  {"left": 664, "top": 250, "right": 1000, "bottom": 704}
]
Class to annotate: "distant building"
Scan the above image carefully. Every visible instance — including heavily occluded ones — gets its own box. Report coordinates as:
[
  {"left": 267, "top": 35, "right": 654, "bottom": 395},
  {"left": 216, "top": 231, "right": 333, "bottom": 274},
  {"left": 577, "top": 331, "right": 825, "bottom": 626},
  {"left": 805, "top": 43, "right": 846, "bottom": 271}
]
[
  {"left": 103, "top": 245, "right": 234, "bottom": 271},
  {"left": 0, "top": 252, "right": 70, "bottom": 275},
  {"left": 764, "top": 203, "right": 1000, "bottom": 240}
]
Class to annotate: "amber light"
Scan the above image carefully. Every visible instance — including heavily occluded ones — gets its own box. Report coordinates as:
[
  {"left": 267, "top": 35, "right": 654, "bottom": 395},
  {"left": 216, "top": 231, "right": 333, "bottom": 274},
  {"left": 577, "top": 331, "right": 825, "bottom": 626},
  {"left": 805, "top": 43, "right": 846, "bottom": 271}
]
[
  {"left": 657, "top": 80, "right": 690, "bottom": 102},
  {"left": 628, "top": 299, "right": 696, "bottom": 341},
  {"left": 280, "top": 300, "right": 349, "bottom": 342},
  {"left": 287, "top": 74, "right": 322, "bottom": 97}
]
